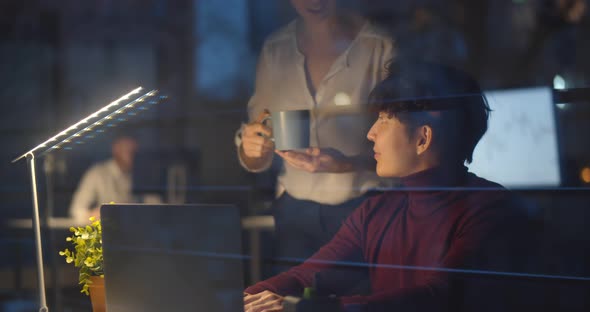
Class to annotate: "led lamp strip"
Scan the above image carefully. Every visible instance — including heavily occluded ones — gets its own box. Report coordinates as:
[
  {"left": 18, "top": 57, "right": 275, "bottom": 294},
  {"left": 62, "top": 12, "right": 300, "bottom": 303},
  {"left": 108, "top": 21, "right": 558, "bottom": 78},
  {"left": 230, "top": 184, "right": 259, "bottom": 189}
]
[{"left": 13, "top": 87, "right": 165, "bottom": 162}]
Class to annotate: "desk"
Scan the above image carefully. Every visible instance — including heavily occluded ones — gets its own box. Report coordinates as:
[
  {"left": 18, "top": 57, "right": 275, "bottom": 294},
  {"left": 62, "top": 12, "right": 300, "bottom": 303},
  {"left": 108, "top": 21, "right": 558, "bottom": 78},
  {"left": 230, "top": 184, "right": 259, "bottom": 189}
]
[
  {"left": 7, "top": 217, "right": 84, "bottom": 229},
  {"left": 6, "top": 215, "right": 275, "bottom": 284},
  {"left": 8, "top": 215, "right": 275, "bottom": 231}
]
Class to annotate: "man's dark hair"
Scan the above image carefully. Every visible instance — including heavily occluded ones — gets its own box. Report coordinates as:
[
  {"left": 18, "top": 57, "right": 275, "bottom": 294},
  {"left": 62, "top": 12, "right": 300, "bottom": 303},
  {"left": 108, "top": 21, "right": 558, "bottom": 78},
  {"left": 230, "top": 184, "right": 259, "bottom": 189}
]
[
  {"left": 369, "top": 61, "right": 491, "bottom": 164},
  {"left": 110, "top": 125, "right": 139, "bottom": 143}
]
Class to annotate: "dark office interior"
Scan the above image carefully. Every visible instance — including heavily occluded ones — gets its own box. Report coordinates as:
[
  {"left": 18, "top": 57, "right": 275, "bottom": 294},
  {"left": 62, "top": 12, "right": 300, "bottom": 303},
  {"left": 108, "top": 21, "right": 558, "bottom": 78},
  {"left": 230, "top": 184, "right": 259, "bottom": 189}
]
[{"left": 1, "top": 1, "right": 589, "bottom": 311}]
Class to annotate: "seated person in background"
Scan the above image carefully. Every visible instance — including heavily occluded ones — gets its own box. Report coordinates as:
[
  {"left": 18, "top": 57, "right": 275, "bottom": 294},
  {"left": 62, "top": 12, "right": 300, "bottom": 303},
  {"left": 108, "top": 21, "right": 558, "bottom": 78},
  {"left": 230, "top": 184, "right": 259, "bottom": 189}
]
[
  {"left": 69, "top": 133, "right": 138, "bottom": 222},
  {"left": 243, "top": 62, "right": 531, "bottom": 312}
]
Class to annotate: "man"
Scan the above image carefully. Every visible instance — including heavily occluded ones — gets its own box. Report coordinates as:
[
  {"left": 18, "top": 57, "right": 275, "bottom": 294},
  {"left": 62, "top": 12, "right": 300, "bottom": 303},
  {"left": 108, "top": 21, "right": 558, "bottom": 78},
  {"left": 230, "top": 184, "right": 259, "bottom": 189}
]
[
  {"left": 243, "top": 63, "right": 530, "bottom": 312},
  {"left": 69, "top": 134, "right": 139, "bottom": 222}
]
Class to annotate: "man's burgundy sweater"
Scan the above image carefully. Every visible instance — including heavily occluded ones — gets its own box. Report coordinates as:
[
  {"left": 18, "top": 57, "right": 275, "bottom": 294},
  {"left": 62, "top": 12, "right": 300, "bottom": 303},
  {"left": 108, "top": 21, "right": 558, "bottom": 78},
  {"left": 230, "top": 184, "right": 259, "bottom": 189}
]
[{"left": 245, "top": 166, "right": 528, "bottom": 311}]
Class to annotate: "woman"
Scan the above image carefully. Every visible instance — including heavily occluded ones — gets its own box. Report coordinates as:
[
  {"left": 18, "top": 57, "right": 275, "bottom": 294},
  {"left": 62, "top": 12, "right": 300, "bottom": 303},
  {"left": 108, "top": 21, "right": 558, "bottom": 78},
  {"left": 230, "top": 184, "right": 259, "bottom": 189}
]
[{"left": 236, "top": 0, "right": 395, "bottom": 272}]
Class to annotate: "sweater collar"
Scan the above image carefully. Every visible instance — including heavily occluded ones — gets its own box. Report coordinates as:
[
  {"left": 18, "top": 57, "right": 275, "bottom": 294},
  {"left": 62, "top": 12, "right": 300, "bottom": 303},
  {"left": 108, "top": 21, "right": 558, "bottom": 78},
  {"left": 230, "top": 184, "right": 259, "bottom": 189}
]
[
  {"left": 399, "top": 165, "right": 469, "bottom": 189},
  {"left": 396, "top": 165, "right": 470, "bottom": 217}
]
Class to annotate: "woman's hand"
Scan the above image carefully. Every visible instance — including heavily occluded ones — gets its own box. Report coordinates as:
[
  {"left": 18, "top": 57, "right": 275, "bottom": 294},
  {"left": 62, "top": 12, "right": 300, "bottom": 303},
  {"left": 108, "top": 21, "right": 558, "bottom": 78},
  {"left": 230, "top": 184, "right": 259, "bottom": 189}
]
[
  {"left": 241, "top": 110, "right": 274, "bottom": 159},
  {"left": 276, "top": 147, "right": 354, "bottom": 173}
]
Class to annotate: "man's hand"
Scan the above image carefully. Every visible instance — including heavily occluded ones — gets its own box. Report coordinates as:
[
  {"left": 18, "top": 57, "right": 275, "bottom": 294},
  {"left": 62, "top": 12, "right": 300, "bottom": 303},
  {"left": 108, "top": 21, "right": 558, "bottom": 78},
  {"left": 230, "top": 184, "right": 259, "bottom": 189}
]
[
  {"left": 241, "top": 110, "right": 274, "bottom": 159},
  {"left": 244, "top": 290, "right": 284, "bottom": 312},
  {"left": 89, "top": 207, "right": 101, "bottom": 219},
  {"left": 275, "top": 147, "right": 354, "bottom": 173}
]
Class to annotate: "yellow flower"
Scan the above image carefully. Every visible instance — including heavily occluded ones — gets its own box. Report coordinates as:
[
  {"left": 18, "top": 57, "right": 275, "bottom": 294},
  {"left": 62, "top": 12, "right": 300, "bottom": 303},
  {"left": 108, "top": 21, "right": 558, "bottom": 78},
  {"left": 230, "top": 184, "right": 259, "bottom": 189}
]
[{"left": 59, "top": 218, "right": 103, "bottom": 296}]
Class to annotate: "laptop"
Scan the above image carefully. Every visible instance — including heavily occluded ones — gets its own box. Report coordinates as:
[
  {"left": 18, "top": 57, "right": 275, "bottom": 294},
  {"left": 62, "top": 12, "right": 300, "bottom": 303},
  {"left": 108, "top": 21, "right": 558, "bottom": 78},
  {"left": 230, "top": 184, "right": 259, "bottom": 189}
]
[{"left": 101, "top": 204, "right": 245, "bottom": 312}]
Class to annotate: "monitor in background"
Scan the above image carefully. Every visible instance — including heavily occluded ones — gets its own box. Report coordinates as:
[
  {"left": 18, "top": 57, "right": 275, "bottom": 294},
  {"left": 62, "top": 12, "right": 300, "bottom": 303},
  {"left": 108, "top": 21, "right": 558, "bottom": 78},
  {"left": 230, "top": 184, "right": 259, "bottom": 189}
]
[
  {"left": 101, "top": 204, "right": 244, "bottom": 312},
  {"left": 470, "top": 87, "right": 561, "bottom": 187},
  {"left": 132, "top": 149, "right": 198, "bottom": 204}
]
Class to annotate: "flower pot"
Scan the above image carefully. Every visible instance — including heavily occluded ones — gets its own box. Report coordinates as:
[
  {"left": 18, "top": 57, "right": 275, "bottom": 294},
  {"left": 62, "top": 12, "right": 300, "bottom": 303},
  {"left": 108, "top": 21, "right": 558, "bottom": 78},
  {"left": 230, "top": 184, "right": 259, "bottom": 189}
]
[{"left": 88, "top": 276, "right": 106, "bottom": 312}]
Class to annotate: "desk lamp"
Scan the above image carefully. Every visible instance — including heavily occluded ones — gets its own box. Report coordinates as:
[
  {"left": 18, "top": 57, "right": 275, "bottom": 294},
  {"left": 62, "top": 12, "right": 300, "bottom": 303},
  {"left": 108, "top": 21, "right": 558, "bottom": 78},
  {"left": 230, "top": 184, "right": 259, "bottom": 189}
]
[{"left": 12, "top": 87, "right": 166, "bottom": 312}]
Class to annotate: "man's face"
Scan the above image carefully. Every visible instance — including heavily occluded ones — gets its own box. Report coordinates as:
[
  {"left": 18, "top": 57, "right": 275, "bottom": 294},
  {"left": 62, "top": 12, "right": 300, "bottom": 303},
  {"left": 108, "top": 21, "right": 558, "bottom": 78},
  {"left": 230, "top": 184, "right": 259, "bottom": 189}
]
[
  {"left": 367, "top": 112, "right": 420, "bottom": 178},
  {"left": 290, "top": 0, "right": 337, "bottom": 21},
  {"left": 112, "top": 137, "right": 138, "bottom": 173}
]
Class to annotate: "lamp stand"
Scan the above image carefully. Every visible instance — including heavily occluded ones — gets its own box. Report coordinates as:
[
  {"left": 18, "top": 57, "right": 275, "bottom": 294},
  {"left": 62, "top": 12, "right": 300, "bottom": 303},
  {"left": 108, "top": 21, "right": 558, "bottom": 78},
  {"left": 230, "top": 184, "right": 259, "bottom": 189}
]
[{"left": 26, "top": 152, "right": 49, "bottom": 312}]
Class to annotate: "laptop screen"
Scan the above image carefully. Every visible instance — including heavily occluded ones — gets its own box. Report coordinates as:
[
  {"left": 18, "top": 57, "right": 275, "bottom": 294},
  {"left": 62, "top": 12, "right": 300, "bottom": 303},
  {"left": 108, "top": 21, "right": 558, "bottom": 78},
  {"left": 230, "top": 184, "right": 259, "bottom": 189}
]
[{"left": 101, "top": 204, "right": 244, "bottom": 312}]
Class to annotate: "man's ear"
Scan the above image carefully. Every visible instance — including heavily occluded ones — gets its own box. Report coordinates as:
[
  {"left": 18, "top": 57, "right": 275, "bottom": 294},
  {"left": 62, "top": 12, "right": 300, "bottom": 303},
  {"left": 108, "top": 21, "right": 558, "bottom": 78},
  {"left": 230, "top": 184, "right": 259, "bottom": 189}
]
[{"left": 416, "top": 125, "right": 433, "bottom": 156}]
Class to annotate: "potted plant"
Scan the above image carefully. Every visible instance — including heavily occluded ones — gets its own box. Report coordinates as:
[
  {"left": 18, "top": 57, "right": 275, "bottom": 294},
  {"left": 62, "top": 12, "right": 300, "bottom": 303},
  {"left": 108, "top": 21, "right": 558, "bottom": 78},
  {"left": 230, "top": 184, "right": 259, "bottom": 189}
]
[{"left": 59, "top": 216, "right": 105, "bottom": 312}]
